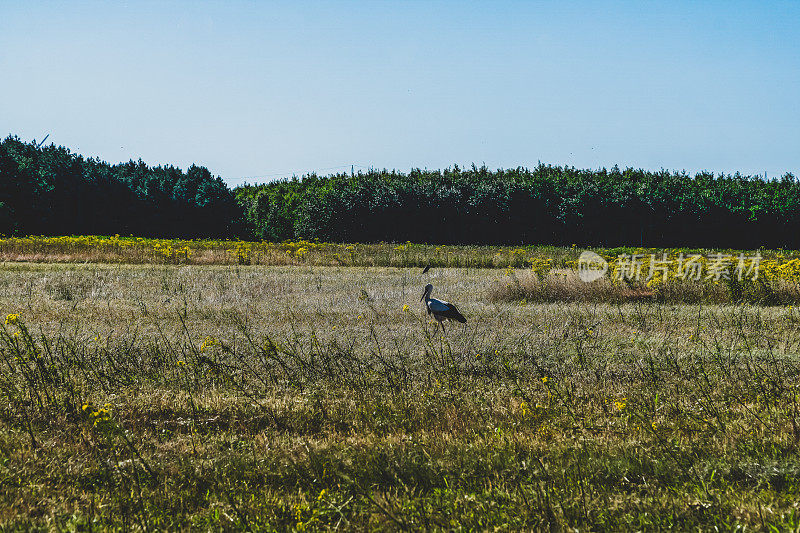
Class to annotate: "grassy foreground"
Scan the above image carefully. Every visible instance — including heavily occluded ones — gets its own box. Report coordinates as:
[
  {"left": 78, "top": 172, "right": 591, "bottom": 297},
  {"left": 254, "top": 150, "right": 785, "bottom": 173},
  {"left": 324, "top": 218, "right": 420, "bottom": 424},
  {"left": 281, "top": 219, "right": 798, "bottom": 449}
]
[{"left": 2, "top": 263, "right": 800, "bottom": 530}]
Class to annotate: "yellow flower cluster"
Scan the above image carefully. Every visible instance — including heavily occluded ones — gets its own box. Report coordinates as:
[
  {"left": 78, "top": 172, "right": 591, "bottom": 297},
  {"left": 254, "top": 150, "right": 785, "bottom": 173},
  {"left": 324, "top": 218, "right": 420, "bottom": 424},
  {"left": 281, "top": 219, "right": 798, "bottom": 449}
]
[
  {"left": 200, "top": 336, "right": 220, "bottom": 353},
  {"left": 5, "top": 313, "right": 19, "bottom": 326},
  {"left": 229, "top": 244, "right": 252, "bottom": 264},
  {"left": 763, "top": 257, "right": 800, "bottom": 283},
  {"left": 82, "top": 401, "right": 113, "bottom": 428},
  {"left": 530, "top": 257, "right": 553, "bottom": 280},
  {"left": 0, "top": 235, "right": 131, "bottom": 250},
  {"left": 154, "top": 242, "right": 192, "bottom": 263}
]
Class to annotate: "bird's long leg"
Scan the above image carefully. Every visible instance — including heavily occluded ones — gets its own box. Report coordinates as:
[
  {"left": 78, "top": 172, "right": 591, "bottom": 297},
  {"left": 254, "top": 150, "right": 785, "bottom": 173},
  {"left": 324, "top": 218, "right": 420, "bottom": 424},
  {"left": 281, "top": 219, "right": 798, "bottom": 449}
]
[{"left": 441, "top": 320, "right": 446, "bottom": 334}]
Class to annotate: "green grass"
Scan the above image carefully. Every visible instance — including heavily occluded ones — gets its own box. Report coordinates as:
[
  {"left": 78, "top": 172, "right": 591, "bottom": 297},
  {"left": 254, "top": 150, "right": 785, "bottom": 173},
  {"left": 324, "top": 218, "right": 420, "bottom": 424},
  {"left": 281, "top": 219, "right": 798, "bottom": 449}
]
[{"left": 2, "top": 263, "right": 800, "bottom": 530}]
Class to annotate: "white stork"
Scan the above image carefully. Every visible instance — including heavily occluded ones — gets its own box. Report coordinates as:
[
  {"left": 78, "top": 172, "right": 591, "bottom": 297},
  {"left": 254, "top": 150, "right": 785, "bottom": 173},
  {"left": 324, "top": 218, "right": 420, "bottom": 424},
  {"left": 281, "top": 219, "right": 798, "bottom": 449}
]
[{"left": 420, "top": 283, "right": 466, "bottom": 332}]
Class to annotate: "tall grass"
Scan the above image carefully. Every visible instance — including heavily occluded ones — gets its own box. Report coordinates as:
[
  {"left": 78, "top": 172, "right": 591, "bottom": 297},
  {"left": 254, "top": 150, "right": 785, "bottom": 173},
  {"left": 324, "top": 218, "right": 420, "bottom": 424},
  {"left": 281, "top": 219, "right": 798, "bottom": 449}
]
[
  {"left": 2, "top": 264, "right": 800, "bottom": 529},
  {"left": 488, "top": 269, "right": 800, "bottom": 305}
]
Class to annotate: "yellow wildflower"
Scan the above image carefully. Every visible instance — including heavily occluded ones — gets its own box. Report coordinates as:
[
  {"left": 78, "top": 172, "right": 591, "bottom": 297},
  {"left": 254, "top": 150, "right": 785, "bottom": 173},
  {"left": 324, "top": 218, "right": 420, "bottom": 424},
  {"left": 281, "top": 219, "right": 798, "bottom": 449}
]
[{"left": 200, "top": 336, "right": 219, "bottom": 352}]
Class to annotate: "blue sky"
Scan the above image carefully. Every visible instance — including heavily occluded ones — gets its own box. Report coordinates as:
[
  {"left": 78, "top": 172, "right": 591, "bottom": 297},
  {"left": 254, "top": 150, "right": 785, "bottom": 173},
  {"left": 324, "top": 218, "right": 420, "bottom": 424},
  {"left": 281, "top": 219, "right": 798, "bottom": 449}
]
[{"left": 2, "top": 1, "right": 798, "bottom": 185}]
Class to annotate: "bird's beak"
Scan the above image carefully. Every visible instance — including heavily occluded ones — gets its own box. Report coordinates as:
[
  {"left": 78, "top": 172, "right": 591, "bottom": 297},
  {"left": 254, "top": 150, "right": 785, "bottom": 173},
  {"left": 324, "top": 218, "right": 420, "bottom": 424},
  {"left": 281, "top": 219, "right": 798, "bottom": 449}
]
[{"left": 420, "top": 290, "right": 425, "bottom": 301}]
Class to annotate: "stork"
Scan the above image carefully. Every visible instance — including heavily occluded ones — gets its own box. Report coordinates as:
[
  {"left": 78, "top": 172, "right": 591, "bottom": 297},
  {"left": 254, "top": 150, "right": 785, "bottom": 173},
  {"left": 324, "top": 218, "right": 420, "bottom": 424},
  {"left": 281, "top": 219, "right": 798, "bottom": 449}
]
[{"left": 420, "top": 283, "right": 466, "bottom": 332}]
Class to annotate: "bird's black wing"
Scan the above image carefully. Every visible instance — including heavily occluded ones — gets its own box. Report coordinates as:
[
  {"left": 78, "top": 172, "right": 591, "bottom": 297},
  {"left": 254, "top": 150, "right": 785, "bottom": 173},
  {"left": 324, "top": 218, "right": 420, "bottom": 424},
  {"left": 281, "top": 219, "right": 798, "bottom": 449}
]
[{"left": 439, "top": 303, "right": 466, "bottom": 323}]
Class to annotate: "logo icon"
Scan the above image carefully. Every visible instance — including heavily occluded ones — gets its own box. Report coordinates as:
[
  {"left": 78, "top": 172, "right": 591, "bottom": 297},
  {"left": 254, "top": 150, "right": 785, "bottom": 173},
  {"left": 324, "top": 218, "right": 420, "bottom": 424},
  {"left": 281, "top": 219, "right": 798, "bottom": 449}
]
[{"left": 578, "top": 251, "right": 608, "bottom": 282}]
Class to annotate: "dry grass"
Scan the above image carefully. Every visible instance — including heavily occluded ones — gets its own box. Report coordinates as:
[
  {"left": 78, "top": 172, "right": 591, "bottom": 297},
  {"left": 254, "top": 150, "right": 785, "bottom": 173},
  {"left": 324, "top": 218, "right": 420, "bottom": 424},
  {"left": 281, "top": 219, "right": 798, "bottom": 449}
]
[
  {"left": 488, "top": 269, "right": 800, "bottom": 305},
  {"left": 2, "top": 263, "right": 800, "bottom": 530},
  {"left": 488, "top": 269, "right": 630, "bottom": 302}
]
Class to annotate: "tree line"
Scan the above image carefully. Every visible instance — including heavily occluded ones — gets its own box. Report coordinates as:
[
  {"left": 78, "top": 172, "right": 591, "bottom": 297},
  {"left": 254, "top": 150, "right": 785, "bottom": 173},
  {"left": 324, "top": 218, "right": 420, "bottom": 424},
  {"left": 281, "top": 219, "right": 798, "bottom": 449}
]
[
  {"left": 238, "top": 165, "right": 800, "bottom": 248},
  {"left": 0, "top": 136, "right": 241, "bottom": 237},
  {"left": 2, "top": 135, "right": 799, "bottom": 248}
]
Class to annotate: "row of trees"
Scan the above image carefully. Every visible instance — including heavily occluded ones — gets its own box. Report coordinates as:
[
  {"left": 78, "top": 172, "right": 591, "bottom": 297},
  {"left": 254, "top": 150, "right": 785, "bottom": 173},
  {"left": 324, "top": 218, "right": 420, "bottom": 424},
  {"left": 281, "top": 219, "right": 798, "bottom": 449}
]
[
  {"left": 237, "top": 165, "right": 800, "bottom": 248},
  {"left": 0, "top": 136, "right": 241, "bottom": 237},
  {"left": 2, "top": 135, "right": 800, "bottom": 248}
]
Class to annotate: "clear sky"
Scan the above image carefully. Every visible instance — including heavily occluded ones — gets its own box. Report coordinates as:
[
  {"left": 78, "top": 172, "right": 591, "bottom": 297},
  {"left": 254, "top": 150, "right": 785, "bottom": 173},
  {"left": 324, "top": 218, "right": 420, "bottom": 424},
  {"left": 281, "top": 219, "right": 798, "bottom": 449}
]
[{"left": 2, "top": 1, "right": 798, "bottom": 185}]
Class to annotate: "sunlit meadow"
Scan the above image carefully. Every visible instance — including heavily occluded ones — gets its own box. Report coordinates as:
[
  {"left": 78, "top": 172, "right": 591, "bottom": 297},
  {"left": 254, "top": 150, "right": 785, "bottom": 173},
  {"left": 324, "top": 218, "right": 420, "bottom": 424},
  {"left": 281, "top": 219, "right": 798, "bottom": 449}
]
[{"left": 2, "top": 243, "right": 800, "bottom": 529}]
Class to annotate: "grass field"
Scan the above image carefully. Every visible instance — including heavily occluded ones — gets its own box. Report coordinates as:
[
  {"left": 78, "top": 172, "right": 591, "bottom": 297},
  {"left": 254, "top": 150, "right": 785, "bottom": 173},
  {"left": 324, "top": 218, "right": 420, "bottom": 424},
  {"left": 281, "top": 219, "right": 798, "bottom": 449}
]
[
  {"left": 3, "top": 259, "right": 800, "bottom": 530},
  {"left": 6, "top": 235, "right": 800, "bottom": 306}
]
